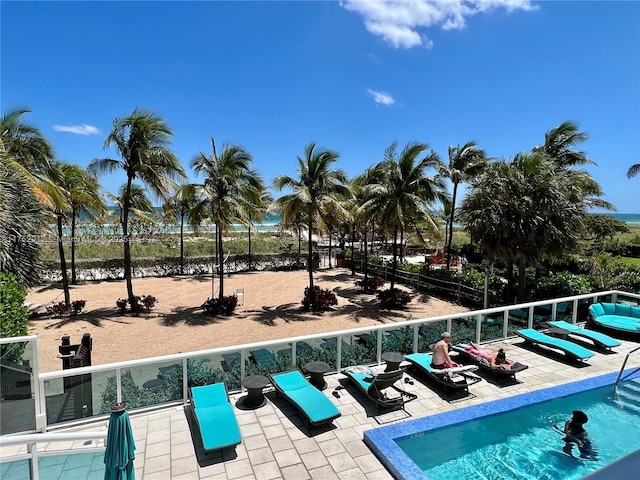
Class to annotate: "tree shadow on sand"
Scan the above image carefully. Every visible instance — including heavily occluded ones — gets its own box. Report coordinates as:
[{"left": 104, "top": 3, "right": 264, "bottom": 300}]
[
  {"left": 41, "top": 307, "right": 138, "bottom": 329},
  {"left": 242, "top": 303, "right": 325, "bottom": 326},
  {"left": 161, "top": 307, "right": 236, "bottom": 327}
]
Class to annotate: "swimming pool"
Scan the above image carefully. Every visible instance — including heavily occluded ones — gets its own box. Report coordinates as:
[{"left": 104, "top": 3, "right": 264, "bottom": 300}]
[{"left": 364, "top": 369, "right": 640, "bottom": 480}]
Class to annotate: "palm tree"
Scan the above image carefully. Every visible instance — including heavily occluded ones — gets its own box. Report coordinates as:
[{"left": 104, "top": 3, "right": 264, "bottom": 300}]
[
  {"left": 627, "top": 163, "right": 640, "bottom": 178},
  {"left": 0, "top": 154, "right": 47, "bottom": 286},
  {"left": 88, "top": 109, "right": 185, "bottom": 307},
  {"left": 365, "top": 142, "right": 447, "bottom": 289},
  {"left": 57, "top": 164, "right": 106, "bottom": 284},
  {"left": 460, "top": 153, "right": 585, "bottom": 303},
  {"left": 1, "top": 107, "right": 54, "bottom": 174},
  {"left": 162, "top": 186, "right": 197, "bottom": 275},
  {"left": 183, "top": 137, "right": 264, "bottom": 299},
  {"left": 245, "top": 188, "right": 273, "bottom": 271},
  {"left": 439, "top": 141, "right": 487, "bottom": 269},
  {"left": 273, "top": 143, "right": 350, "bottom": 299}
]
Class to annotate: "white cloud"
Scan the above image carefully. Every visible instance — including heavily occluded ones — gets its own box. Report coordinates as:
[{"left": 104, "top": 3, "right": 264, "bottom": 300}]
[
  {"left": 342, "top": 0, "right": 535, "bottom": 48},
  {"left": 367, "top": 89, "right": 395, "bottom": 106},
  {"left": 53, "top": 124, "right": 100, "bottom": 135}
]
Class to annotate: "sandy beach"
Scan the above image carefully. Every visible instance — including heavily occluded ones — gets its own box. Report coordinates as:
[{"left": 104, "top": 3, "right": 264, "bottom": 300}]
[{"left": 25, "top": 268, "right": 468, "bottom": 372}]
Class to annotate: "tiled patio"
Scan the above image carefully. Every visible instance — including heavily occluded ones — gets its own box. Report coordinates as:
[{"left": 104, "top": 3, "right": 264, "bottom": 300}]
[{"left": 3, "top": 336, "right": 640, "bottom": 479}]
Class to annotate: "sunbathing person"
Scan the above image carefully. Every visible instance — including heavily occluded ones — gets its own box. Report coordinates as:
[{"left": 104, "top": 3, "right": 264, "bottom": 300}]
[
  {"left": 464, "top": 344, "right": 515, "bottom": 371},
  {"left": 490, "top": 349, "right": 515, "bottom": 371}
]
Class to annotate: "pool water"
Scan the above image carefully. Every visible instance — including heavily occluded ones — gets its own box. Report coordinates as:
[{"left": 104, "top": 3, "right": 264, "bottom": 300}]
[
  {"left": 396, "top": 378, "right": 640, "bottom": 480},
  {"left": 0, "top": 451, "right": 104, "bottom": 480}
]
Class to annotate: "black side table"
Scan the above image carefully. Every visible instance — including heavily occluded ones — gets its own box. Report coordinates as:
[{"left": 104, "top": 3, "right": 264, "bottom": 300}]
[
  {"left": 304, "top": 361, "right": 330, "bottom": 390},
  {"left": 381, "top": 351, "right": 405, "bottom": 372},
  {"left": 241, "top": 375, "right": 269, "bottom": 408},
  {"left": 548, "top": 326, "right": 569, "bottom": 339}
]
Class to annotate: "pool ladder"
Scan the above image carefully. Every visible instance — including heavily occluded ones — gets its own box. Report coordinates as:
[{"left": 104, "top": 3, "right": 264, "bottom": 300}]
[{"left": 615, "top": 345, "right": 640, "bottom": 386}]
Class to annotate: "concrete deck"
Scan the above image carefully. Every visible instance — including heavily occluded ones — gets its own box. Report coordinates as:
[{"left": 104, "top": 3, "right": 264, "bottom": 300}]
[{"left": 3, "top": 336, "right": 640, "bottom": 479}]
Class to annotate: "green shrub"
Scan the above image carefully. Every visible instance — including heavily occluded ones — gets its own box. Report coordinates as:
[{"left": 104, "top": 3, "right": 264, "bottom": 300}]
[
  {"left": 377, "top": 288, "right": 411, "bottom": 308},
  {"left": 532, "top": 271, "right": 593, "bottom": 299},
  {"left": 0, "top": 273, "right": 29, "bottom": 339},
  {"left": 301, "top": 286, "right": 338, "bottom": 312},
  {"left": 201, "top": 295, "right": 238, "bottom": 316}
]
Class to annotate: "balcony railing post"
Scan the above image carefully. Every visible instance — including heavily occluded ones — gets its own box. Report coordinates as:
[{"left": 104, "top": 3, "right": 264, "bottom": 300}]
[
  {"left": 27, "top": 441, "right": 39, "bottom": 480},
  {"left": 413, "top": 325, "right": 419, "bottom": 353},
  {"left": 336, "top": 336, "right": 342, "bottom": 372},
  {"left": 182, "top": 358, "right": 188, "bottom": 405},
  {"left": 572, "top": 299, "right": 579, "bottom": 324},
  {"left": 376, "top": 330, "right": 383, "bottom": 364},
  {"left": 116, "top": 367, "right": 122, "bottom": 404},
  {"left": 503, "top": 311, "right": 509, "bottom": 339},
  {"left": 475, "top": 314, "right": 482, "bottom": 344}
]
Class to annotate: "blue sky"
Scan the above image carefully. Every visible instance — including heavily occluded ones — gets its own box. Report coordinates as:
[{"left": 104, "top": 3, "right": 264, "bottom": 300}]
[{"left": 2, "top": 1, "right": 639, "bottom": 213}]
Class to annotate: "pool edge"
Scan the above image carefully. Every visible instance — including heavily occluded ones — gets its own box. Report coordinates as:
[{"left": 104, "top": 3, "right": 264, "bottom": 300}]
[{"left": 363, "top": 368, "right": 640, "bottom": 480}]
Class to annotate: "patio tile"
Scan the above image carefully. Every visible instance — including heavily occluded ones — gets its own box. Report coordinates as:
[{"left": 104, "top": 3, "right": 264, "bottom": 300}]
[
  {"left": 253, "top": 461, "right": 283, "bottom": 479},
  {"left": 309, "top": 465, "right": 341, "bottom": 480},
  {"left": 273, "top": 448, "right": 302, "bottom": 468},
  {"left": 247, "top": 446, "right": 275, "bottom": 465},
  {"left": 281, "top": 462, "right": 311, "bottom": 480},
  {"left": 269, "top": 434, "right": 294, "bottom": 452},
  {"left": 326, "top": 452, "right": 358, "bottom": 473},
  {"left": 225, "top": 458, "right": 253, "bottom": 479},
  {"left": 300, "top": 450, "right": 329, "bottom": 469}
]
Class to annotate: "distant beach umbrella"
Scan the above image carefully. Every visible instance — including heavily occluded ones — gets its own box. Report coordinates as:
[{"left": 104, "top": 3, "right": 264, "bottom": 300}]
[{"left": 104, "top": 402, "right": 136, "bottom": 480}]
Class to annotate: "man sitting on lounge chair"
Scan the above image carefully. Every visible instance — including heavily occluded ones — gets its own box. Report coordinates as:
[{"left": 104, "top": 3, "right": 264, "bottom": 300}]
[{"left": 431, "top": 332, "right": 459, "bottom": 369}]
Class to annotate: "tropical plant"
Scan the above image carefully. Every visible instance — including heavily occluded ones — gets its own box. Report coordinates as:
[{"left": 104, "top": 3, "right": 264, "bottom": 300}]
[
  {"left": 0, "top": 273, "right": 30, "bottom": 338},
  {"left": 0, "top": 107, "right": 54, "bottom": 176},
  {"left": 439, "top": 141, "right": 488, "bottom": 270},
  {"left": 364, "top": 141, "right": 447, "bottom": 289},
  {"left": 273, "top": 143, "right": 351, "bottom": 304},
  {"left": 183, "top": 137, "right": 265, "bottom": 299},
  {"left": 627, "top": 163, "right": 640, "bottom": 179},
  {"left": 460, "top": 153, "right": 585, "bottom": 302},
  {"left": 0, "top": 158, "right": 47, "bottom": 286},
  {"left": 63, "top": 165, "right": 106, "bottom": 284},
  {"left": 88, "top": 109, "right": 186, "bottom": 307},
  {"left": 162, "top": 186, "right": 197, "bottom": 275}
]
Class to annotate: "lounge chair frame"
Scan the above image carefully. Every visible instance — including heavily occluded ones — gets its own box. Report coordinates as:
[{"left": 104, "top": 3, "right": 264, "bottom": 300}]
[
  {"left": 404, "top": 353, "right": 481, "bottom": 395},
  {"left": 342, "top": 367, "right": 417, "bottom": 414},
  {"left": 270, "top": 370, "right": 341, "bottom": 429},
  {"left": 451, "top": 344, "right": 528, "bottom": 381}
]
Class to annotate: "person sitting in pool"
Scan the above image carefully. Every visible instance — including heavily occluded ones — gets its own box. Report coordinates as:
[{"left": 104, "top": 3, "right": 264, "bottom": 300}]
[
  {"left": 560, "top": 410, "right": 595, "bottom": 458},
  {"left": 490, "top": 349, "right": 515, "bottom": 371},
  {"left": 431, "top": 332, "right": 459, "bottom": 369}
]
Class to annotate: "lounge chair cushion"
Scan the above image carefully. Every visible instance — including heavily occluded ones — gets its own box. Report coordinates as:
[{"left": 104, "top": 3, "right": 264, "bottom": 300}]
[
  {"left": 191, "top": 383, "right": 227, "bottom": 409},
  {"left": 548, "top": 321, "right": 621, "bottom": 348},
  {"left": 195, "top": 404, "right": 242, "bottom": 451},
  {"left": 517, "top": 329, "right": 595, "bottom": 360},
  {"left": 590, "top": 303, "right": 604, "bottom": 317},
  {"left": 615, "top": 304, "right": 631, "bottom": 317},
  {"left": 601, "top": 303, "right": 616, "bottom": 315},
  {"left": 631, "top": 307, "right": 640, "bottom": 319},
  {"left": 190, "top": 383, "right": 241, "bottom": 451},
  {"left": 271, "top": 371, "right": 340, "bottom": 426}
]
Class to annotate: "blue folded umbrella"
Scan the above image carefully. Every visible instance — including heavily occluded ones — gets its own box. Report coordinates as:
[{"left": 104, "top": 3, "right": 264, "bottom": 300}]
[{"left": 104, "top": 403, "right": 135, "bottom": 480}]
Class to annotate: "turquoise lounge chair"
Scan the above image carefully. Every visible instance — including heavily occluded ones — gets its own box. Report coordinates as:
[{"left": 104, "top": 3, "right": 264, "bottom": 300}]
[
  {"left": 190, "top": 383, "right": 242, "bottom": 452},
  {"left": 404, "top": 353, "right": 481, "bottom": 394},
  {"left": 548, "top": 321, "right": 621, "bottom": 351},
  {"left": 516, "top": 329, "right": 595, "bottom": 361},
  {"left": 342, "top": 366, "right": 417, "bottom": 414},
  {"left": 270, "top": 370, "right": 341, "bottom": 429}
]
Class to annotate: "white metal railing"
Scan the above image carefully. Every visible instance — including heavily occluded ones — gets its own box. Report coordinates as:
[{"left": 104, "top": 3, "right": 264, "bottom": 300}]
[
  {"left": 615, "top": 345, "right": 640, "bottom": 386},
  {"left": 0, "top": 431, "right": 107, "bottom": 480},
  {"left": 2, "top": 290, "right": 639, "bottom": 435}
]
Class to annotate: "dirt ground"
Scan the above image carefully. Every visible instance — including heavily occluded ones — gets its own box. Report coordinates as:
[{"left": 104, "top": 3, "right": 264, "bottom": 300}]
[{"left": 25, "top": 268, "right": 469, "bottom": 372}]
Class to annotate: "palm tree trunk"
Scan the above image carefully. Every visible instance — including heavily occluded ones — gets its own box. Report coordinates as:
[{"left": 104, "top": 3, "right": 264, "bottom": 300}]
[
  {"left": 307, "top": 210, "right": 315, "bottom": 298},
  {"left": 400, "top": 228, "right": 404, "bottom": 262},
  {"left": 71, "top": 207, "right": 77, "bottom": 285},
  {"left": 328, "top": 233, "right": 332, "bottom": 268},
  {"left": 351, "top": 222, "right": 356, "bottom": 276},
  {"left": 363, "top": 224, "right": 369, "bottom": 284},
  {"left": 506, "top": 261, "right": 514, "bottom": 304},
  {"left": 56, "top": 214, "right": 71, "bottom": 306},
  {"left": 248, "top": 216, "right": 252, "bottom": 271},
  {"left": 123, "top": 177, "right": 135, "bottom": 305},
  {"left": 217, "top": 224, "right": 224, "bottom": 300},
  {"left": 179, "top": 212, "right": 185, "bottom": 275},
  {"left": 446, "top": 183, "right": 458, "bottom": 271},
  {"left": 517, "top": 260, "right": 527, "bottom": 303},
  {"left": 390, "top": 227, "right": 399, "bottom": 290}
]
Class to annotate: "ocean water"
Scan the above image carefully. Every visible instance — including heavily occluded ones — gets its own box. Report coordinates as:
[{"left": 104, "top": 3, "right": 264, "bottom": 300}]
[{"left": 605, "top": 213, "right": 640, "bottom": 226}]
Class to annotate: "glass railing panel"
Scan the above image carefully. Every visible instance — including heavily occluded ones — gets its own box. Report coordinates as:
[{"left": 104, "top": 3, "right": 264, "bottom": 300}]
[
  {"left": 0, "top": 458, "right": 29, "bottom": 480},
  {"left": 45, "top": 371, "right": 96, "bottom": 425},
  {"left": 246, "top": 343, "right": 293, "bottom": 376},
  {"left": 188, "top": 354, "right": 240, "bottom": 391},
  {"left": 340, "top": 333, "right": 376, "bottom": 367},
  {"left": 418, "top": 320, "right": 447, "bottom": 352},
  {"left": 1, "top": 340, "right": 36, "bottom": 434},
  {"left": 533, "top": 303, "right": 553, "bottom": 326},
  {"left": 577, "top": 298, "right": 593, "bottom": 322},
  {"left": 555, "top": 301, "right": 574, "bottom": 322},
  {"left": 480, "top": 313, "right": 505, "bottom": 342},
  {"left": 451, "top": 316, "right": 477, "bottom": 344},
  {"left": 508, "top": 307, "right": 530, "bottom": 336},
  {"left": 292, "top": 339, "right": 338, "bottom": 372},
  {"left": 381, "top": 326, "right": 415, "bottom": 354},
  {"left": 123, "top": 360, "right": 184, "bottom": 409}
]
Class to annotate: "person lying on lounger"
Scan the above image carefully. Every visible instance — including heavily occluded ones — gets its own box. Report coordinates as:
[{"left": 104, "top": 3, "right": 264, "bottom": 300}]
[{"left": 464, "top": 344, "right": 515, "bottom": 370}]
